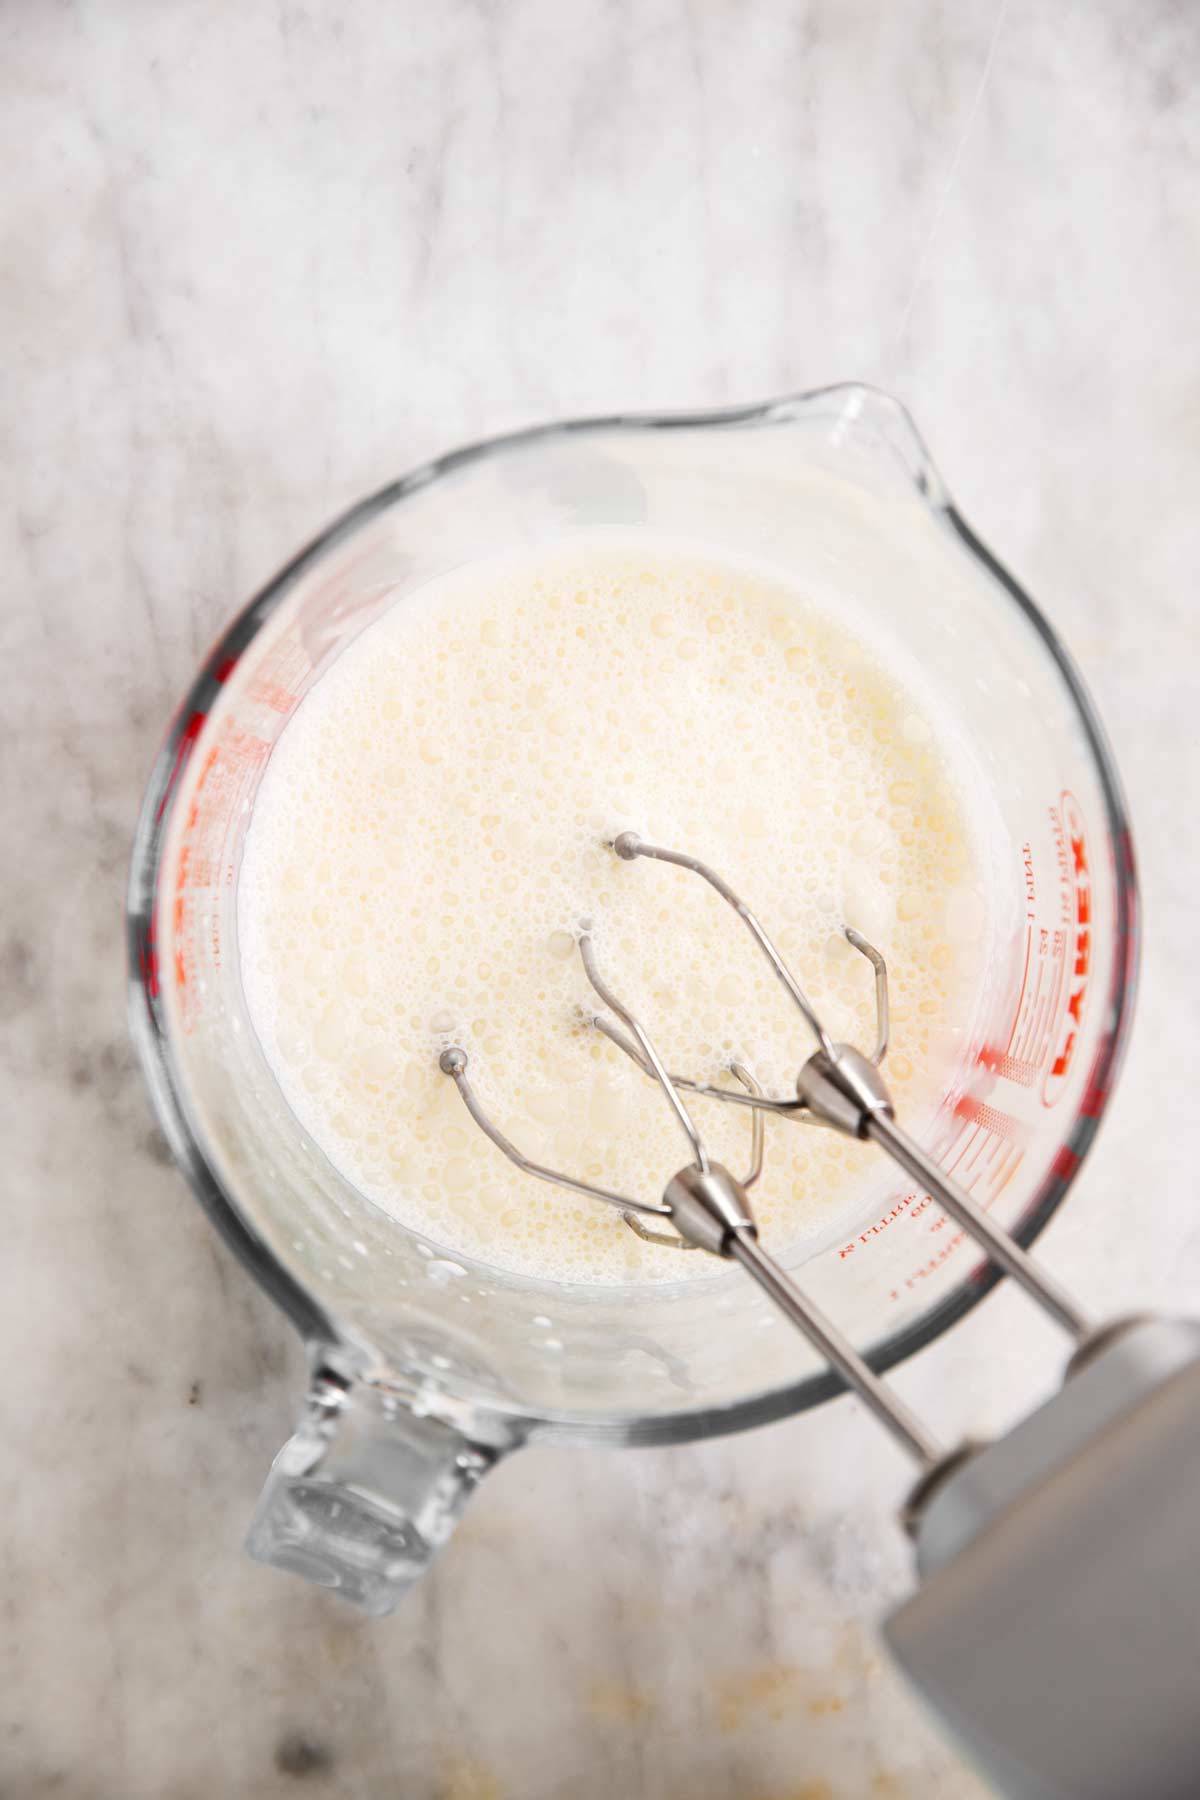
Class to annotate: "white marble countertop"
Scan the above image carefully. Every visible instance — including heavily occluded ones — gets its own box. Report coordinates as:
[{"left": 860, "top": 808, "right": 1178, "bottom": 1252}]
[{"left": 6, "top": 2, "right": 1200, "bottom": 1794}]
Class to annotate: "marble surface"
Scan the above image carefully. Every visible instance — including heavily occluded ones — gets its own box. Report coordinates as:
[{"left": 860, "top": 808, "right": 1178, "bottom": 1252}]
[{"left": 5, "top": 1, "right": 1200, "bottom": 1794}]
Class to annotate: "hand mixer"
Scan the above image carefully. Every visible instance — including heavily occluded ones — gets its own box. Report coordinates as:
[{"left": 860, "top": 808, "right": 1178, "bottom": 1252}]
[{"left": 440, "top": 832, "right": 1200, "bottom": 1800}]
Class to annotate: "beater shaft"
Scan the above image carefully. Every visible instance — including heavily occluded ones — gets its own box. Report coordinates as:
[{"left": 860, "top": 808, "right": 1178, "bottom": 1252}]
[
  {"left": 613, "top": 833, "right": 1093, "bottom": 1344},
  {"left": 728, "top": 1233, "right": 943, "bottom": 1465},
  {"left": 439, "top": 927, "right": 948, "bottom": 1468},
  {"left": 866, "top": 1114, "right": 1089, "bottom": 1341},
  {"left": 436, "top": 830, "right": 1090, "bottom": 1469}
]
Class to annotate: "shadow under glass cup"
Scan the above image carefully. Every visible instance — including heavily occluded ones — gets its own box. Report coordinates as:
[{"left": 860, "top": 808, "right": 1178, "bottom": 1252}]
[{"left": 128, "top": 385, "right": 1136, "bottom": 1611}]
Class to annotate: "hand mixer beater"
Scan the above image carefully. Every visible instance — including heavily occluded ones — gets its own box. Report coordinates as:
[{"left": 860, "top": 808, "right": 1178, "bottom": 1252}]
[
  {"left": 441, "top": 830, "right": 1089, "bottom": 1469},
  {"left": 440, "top": 831, "right": 1200, "bottom": 1800}
]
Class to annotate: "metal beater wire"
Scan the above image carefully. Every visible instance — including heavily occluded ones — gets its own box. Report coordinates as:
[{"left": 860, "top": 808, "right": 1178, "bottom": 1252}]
[
  {"left": 437, "top": 1046, "right": 670, "bottom": 1221},
  {"left": 612, "top": 831, "right": 837, "bottom": 1059},
  {"left": 435, "top": 832, "right": 1093, "bottom": 1471},
  {"left": 608, "top": 834, "right": 1092, "bottom": 1343},
  {"left": 578, "top": 931, "right": 709, "bottom": 1171}
]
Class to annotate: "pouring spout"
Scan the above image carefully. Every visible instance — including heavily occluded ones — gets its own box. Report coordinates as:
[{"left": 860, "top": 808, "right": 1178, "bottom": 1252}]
[{"left": 763, "top": 383, "right": 951, "bottom": 511}]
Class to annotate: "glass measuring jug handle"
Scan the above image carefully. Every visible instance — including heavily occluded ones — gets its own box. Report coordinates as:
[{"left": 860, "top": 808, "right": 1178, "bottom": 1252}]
[{"left": 244, "top": 1366, "right": 514, "bottom": 1614}]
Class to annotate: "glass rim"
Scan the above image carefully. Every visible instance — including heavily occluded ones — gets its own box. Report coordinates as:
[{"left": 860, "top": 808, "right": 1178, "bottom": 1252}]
[{"left": 126, "top": 383, "right": 1140, "bottom": 1448}]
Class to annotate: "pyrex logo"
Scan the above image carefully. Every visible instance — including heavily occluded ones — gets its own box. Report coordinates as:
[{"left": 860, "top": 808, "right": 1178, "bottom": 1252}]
[{"left": 1042, "top": 792, "right": 1090, "bottom": 1108}]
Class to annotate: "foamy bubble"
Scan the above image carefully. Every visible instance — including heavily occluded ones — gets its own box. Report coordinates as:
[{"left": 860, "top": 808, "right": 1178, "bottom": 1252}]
[{"left": 238, "top": 542, "right": 987, "bottom": 1285}]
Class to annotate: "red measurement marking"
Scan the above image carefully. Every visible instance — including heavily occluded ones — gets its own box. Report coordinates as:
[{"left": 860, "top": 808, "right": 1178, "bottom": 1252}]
[
  {"left": 1078, "top": 1067, "right": 1109, "bottom": 1121},
  {"left": 837, "top": 1194, "right": 918, "bottom": 1259},
  {"left": 1053, "top": 1144, "right": 1080, "bottom": 1183},
  {"left": 1021, "top": 959, "right": 1047, "bottom": 1060},
  {"left": 156, "top": 709, "right": 207, "bottom": 824},
  {"left": 1038, "top": 952, "right": 1066, "bottom": 1066},
  {"left": 1004, "top": 927, "right": 1033, "bottom": 1055},
  {"left": 991, "top": 796, "right": 1094, "bottom": 1114},
  {"left": 881, "top": 1139, "right": 1025, "bottom": 1300},
  {"left": 954, "top": 1095, "right": 1027, "bottom": 1145},
  {"left": 243, "top": 631, "right": 314, "bottom": 719},
  {"left": 982, "top": 1049, "right": 1039, "bottom": 1087},
  {"left": 896, "top": 1230, "right": 968, "bottom": 1291},
  {"left": 961, "top": 1134, "right": 989, "bottom": 1178},
  {"left": 843, "top": 794, "right": 1095, "bottom": 1289},
  {"left": 941, "top": 1120, "right": 982, "bottom": 1182},
  {"left": 139, "top": 908, "right": 159, "bottom": 1000},
  {"left": 246, "top": 675, "right": 300, "bottom": 714},
  {"left": 990, "top": 1138, "right": 1014, "bottom": 1177},
  {"left": 171, "top": 726, "right": 269, "bottom": 1027},
  {"left": 153, "top": 650, "right": 243, "bottom": 826},
  {"left": 1043, "top": 793, "right": 1091, "bottom": 1107}
]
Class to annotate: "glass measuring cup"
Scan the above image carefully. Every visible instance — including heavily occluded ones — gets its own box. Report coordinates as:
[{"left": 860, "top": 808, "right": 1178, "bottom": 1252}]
[{"left": 127, "top": 385, "right": 1136, "bottom": 1613}]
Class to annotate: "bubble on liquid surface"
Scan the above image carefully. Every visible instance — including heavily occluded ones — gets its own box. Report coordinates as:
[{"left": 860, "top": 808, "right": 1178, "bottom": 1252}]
[{"left": 238, "top": 540, "right": 989, "bottom": 1286}]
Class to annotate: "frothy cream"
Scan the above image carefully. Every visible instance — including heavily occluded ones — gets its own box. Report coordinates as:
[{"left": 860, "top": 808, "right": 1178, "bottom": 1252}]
[{"left": 238, "top": 542, "right": 987, "bottom": 1284}]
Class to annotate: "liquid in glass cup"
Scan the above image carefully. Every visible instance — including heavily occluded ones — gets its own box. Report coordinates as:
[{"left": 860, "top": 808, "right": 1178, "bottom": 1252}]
[{"left": 128, "top": 386, "right": 1136, "bottom": 1612}]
